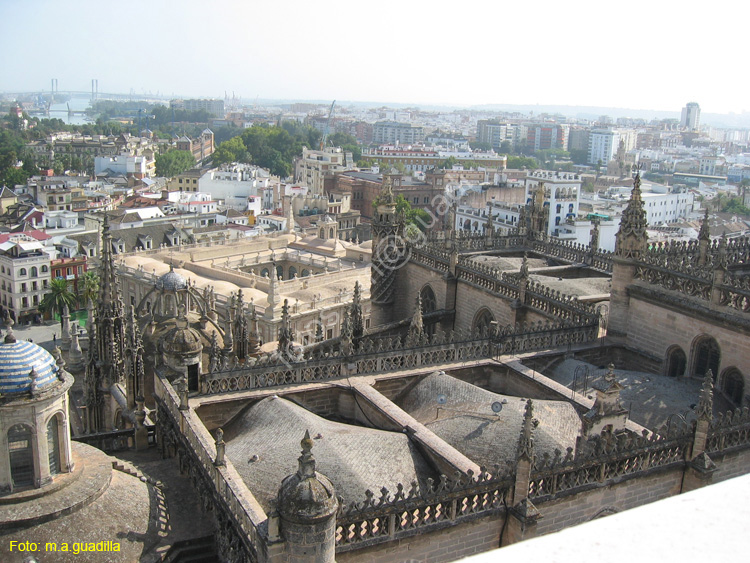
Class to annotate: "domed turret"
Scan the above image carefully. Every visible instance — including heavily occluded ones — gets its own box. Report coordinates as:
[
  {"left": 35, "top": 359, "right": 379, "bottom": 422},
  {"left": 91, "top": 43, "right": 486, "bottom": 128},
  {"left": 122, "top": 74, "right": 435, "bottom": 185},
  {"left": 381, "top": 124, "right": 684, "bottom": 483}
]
[
  {"left": 156, "top": 264, "right": 188, "bottom": 291},
  {"left": 0, "top": 328, "right": 59, "bottom": 396},
  {"left": 277, "top": 431, "right": 338, "bottom": 562},
  {"left": 161, "top": 308, "right": 203, "bottom": 392}
]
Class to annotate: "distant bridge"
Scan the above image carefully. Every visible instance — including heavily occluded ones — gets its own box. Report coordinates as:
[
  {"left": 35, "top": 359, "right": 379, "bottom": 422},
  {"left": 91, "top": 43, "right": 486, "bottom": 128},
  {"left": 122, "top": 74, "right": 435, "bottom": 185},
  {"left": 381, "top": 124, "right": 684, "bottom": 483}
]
[{"left": 4, "top": 90, "right": 171, "bottom": 103}]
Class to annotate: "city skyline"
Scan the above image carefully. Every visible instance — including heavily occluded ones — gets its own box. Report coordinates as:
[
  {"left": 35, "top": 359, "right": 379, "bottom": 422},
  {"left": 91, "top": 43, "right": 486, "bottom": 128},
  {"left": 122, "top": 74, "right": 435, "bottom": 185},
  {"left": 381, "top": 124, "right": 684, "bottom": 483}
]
[{"left": 1, "top": 0, "right": 749, "bottom": 116}]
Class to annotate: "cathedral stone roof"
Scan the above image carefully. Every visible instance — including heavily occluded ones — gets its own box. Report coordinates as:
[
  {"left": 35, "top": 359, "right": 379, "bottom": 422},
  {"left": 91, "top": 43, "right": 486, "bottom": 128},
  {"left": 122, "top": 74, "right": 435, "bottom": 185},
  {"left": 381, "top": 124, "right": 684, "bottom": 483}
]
[
  {"left": 223, "top": 396, "right": 436, "bottom": 511},
  {"left": 397, "top": 372, "right": 581, "bottom": 467},
  {"left": 0, "top": 339, "right": 58, "bottom": 395},
  {"left": 156, "top": 265, "right": 188, "bottom": 291}
]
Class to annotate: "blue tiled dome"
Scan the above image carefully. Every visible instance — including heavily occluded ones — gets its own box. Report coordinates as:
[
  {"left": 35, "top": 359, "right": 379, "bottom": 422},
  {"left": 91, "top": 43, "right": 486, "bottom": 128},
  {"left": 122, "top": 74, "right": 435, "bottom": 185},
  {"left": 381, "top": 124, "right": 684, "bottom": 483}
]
[
  {"left": 0, "top": 340, "right": 59, "bottom": 395},
  {"left": 156, "top": 268, "right": 187, "bottom": 291}
]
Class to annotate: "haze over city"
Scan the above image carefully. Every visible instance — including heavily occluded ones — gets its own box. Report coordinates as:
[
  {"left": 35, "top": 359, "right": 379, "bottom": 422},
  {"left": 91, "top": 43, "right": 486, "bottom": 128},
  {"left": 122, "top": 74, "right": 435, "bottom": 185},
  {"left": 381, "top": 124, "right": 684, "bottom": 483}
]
[{"left": 1, "top": 0, "right": 749, "bottom": 116}]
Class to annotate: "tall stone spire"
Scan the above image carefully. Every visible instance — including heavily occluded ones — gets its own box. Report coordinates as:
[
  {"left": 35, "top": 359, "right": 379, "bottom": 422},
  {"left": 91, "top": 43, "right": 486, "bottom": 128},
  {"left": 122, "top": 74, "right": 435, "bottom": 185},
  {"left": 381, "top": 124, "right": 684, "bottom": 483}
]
[
  {"left": 698, "top": 207, "right": 711, "bottom": 243},
  {"left": 589, "top": 219, "right": 600, "bottom": 251},
  {"left": 696, "top": 369, "right": 714, "bottom": 421},
  {"left": 278, "top": 299, "right": 295, "bottom": 361},
  {"left": 517, "top": 399, "right": 537, "bottom": 461},
  {"left": 84, "top": 214, "right": 128, "bottom": 433},
  {"left": 350, "top": 281, "right": 364, "bottom": 341},
  {"left": 370, "top": 175, "right": 406, "bottom": 327},
  {"left": 125, "top": 305, "right": 146, "bottom": 409},
  {"left": 614, "top": 171, "right": 648, "bottom": 259},
  {"left": 698, "top": 207, "right": 711, "bottom": 266},
  {"left": 406, "top": 293, "right": 424, "bottom": 346}
]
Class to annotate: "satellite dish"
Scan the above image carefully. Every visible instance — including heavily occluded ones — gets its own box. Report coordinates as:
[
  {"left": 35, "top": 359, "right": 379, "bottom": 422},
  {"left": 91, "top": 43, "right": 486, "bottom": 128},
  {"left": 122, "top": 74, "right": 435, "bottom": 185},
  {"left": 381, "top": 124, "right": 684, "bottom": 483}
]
[
  {"left": 491, "top": 401, "right": 503, "bottom": 413},
  {"left": 437, "top": 394, "right": 447, "bottom": 405}
]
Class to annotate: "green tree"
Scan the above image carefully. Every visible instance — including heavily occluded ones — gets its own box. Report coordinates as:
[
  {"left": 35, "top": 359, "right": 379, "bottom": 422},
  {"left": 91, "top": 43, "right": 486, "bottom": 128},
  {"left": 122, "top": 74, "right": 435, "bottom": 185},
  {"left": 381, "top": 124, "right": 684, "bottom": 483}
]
[
  {"left": 569, "top": 149, "right": 588, "bottom": 165},
  {"left": 40, "top": 278, "right": 77, "bottom": 328},
  {"left": 507, "top": 156, "right": 538, "bottom": 169},
  {"left": 80, "top": 271, "right": 100, "bottom": 307},
  {"left": 212, "top": 136, "right": 249, "bottom": 166},
  {"left": 156, "top": 150, "right": 196, "bottom": 178},
  {"left": 470, "top": 141, "right": 492, "bottom": 151}
]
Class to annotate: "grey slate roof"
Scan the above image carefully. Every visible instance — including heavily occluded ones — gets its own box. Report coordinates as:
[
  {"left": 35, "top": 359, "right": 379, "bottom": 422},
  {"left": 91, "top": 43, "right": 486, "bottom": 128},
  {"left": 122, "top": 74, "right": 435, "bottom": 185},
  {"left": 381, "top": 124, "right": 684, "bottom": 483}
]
[
  {"left": 223, "top": 396, "right": 437, "bottom": 511},
  {"left": 397, "top": 372, "right": 582, "bottom": 467}
]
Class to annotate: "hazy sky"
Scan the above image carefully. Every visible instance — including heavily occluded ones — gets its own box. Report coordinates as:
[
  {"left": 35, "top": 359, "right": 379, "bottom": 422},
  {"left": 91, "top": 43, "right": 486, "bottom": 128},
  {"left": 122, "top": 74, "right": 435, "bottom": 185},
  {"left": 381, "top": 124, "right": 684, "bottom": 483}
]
[{"left": 1, "top": 0, "right": 748, "bottom": 115}]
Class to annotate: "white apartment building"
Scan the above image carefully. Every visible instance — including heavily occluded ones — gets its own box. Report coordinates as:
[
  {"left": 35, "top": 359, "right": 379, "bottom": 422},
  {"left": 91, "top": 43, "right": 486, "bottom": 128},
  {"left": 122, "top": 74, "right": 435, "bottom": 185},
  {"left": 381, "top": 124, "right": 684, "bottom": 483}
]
[
  {"left": 588, "top": 129, "right": 619, "bottom": 165},
  {"left": 94, "top": 154, "right": 153, "bottom": 178},
  {"left": 175, "top": 192, "right": 217, "bottom": 215},
  {"left": 641, "top": 192, "right": 695, "bottom": 224},
  {"left": 604, "top": 184, "right": 695, "bottom": 225},
  {"left": 525, "top": 171, "right": 582, "bottom": 235},
  {"left": 0, "top": 238, "right": 52, "bottom": 325},
  {"left": 198, "top": 164, "right": 275, "bottom": 210},
  {"left": 373, "top": 121, "right": 425, "bottom": 145},
  {"left": 456, "top": 171, "right": 582, "bottom": 238}
]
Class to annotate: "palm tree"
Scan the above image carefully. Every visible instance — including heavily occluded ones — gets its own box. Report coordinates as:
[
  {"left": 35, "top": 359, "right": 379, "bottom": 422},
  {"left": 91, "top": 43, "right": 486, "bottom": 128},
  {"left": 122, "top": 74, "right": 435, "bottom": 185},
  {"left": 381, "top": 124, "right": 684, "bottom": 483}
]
[
  {"left": 40, "top": 278, "right": 77, "bottom": 327},
  {"left": 80, "top": 271, "right": 100, "bottom": 308}
]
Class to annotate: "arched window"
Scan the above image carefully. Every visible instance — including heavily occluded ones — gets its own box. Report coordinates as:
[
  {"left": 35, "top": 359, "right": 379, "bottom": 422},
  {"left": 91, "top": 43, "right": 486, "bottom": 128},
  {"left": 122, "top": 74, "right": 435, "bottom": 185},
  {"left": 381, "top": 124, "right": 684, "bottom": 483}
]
[
  {"left": 47, "top": 415, "right": 61, "bottom": 475},
  {"left": 720, "top": 368, "right": 745, "bottom": 407},
  {"left": 665, "top": 346, "right": 687, "bottom": 378},
  {"left": 420, "top": 285, "right": 437, "bottom": 336},
  {"left": 30, "top": 267, "right": 38, "bottom": 277},
  {"left": 8, "top": 424, "right": 34, "bottom": 488},
  {"left": 276, "top": 265, "right": 284, "bottom": 280},
  {"left": 19, "top": 268, "right": 27, "bottom": 276},
  {"left": 692, "top": 335, "right": 720, "bottom": 378},
  {"left": 41, "top": 265, "right": 48, "bottom": 273},
  {"left": 260, "top": 268, "right": 269, "bottom": 278},
  {"left": 288, "top": 266, "right": 297, "bottom": 278},
  {"left": 472, "top": 307, "right": 495, "bottom": 334},
  {"left": 301, "top": 269, "right": 310, "bottom": 277}
]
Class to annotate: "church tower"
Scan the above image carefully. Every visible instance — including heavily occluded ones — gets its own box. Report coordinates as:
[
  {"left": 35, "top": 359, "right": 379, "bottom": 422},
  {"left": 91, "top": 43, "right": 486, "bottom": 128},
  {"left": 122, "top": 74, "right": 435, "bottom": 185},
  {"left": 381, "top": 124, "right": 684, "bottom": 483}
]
[
  {"left": 370, "top": 175, "right": 405, "bottom": 327},
  {"left": 84, "top": 216, "right": 128, "bottom": 433}
]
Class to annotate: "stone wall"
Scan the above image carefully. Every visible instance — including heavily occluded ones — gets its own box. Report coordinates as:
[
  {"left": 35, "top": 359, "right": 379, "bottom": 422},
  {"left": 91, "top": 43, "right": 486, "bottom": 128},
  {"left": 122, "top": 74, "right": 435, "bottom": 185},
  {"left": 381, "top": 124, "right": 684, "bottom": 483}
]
[
  {"left": 534, "top": 466, "right": 683, "bottom": 536},
  {"left": 454, "top": 281, "right": 514, "bottom": 332},
  {"left": 625, "top": 287, "right": 750, "bottom": 380},
  {"left": 337, "top": 517, "right": 501, "bottom": 563}
]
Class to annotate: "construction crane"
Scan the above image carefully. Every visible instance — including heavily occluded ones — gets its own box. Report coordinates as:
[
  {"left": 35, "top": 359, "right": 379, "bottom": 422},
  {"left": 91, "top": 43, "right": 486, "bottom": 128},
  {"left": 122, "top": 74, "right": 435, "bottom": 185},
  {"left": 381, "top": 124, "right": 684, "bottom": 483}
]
[{"left": 319, "top": 100, "right": 336, "bottom": 150}]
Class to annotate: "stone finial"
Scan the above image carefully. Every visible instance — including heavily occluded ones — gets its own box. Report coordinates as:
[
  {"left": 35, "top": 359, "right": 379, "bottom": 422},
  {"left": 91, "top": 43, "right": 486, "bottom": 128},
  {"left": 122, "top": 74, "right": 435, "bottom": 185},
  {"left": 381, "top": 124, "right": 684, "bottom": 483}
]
[
  {"left": 590, "top": 219, "right": 600, "bottom": 250},
  {"left": 177, "top": 378, "right": 189, "bottom": 410},
  {"left": 696, "top": 370, "right": 714, "bottom": 421},
  {"left": 3, "top": 311, "right": 16, "bottom": 343},
  {"left": 698, "top": 207, "right": 710, "bottom": 242},
  {"left": 519, "top": 252, "right": 530, "bottom": 279},
  {"left": 407, "top": 294, "right": 424, "bottom": 345},
  {"left": 298, "top": 430, "right": 316, "bottom": 479},
  {"left": 518, "top": 399, "right": 538, "bottom": 461},
  {"left": 214, "top": 428, "right": 226, "bottom": 467},
  {"left": 605, "top": 363, "right": 616, "bottom": 382},
  {"left": 29, "top": 367, "right": 39, "bottom": 396}
]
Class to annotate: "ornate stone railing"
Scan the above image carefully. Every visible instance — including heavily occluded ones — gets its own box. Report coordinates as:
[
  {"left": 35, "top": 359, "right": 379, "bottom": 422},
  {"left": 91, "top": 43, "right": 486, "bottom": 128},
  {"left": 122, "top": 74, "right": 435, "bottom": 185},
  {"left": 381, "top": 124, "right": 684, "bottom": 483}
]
[
  {"left": 335, "top": 469, "right": 512, "bottom": 552},
  {"left": 156, "top": 376, "right": 266, "bottom": 562},
  {"left": 456, "top": 258, "right": 521, "bottom": 301},
  {"left": 528, "top": 431, "right": 690, "bottom": 500},
  {"left": 532, "top": 239, "right": 614, "bottom": 274},
  {"left": 457, "top": 257, "right": 598, "bottom": 323},
  {"left": 408, "top": 246, "right": 451, "bottom": 274},
  {"left": 634, "top": 262, "right": 750, "bottom": 313},
  {"left": 706, "top": 407, "right": 750, "bottom": 453},
  {"left": 202, "top": 319, "right": 600, "bottom": 396}
]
